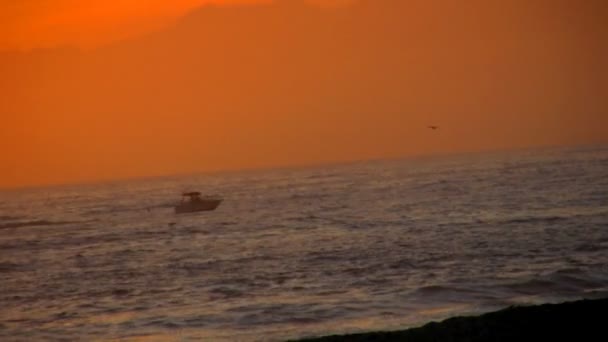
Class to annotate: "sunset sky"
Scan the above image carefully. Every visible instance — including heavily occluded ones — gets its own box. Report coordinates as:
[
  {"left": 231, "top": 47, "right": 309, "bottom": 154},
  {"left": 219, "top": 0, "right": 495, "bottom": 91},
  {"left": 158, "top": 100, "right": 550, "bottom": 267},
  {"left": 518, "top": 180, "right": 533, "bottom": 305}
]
[{"left": 1, "top": 0, "right": 607, "bottom": 188}]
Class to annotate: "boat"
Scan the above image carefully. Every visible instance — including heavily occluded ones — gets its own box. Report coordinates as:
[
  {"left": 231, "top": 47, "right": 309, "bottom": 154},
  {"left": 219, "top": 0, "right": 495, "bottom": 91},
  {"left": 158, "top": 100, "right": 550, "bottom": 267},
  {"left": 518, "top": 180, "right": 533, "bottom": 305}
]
[{"left": 174, "top": 192, "right": 222, "bottom": 214}]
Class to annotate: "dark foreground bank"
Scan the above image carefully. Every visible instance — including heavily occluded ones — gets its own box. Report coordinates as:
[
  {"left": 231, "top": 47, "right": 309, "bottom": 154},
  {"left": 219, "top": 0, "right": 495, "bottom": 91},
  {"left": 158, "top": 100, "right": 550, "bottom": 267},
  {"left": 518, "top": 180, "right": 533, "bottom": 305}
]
[{"left": 293, "top": 298, "right": 608, "bottom": 342}]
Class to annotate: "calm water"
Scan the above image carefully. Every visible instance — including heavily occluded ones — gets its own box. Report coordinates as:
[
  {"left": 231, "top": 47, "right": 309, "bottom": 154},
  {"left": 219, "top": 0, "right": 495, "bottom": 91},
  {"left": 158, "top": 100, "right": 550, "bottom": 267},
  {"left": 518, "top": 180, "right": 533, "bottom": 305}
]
[{"left": 1, "top": 145, "right": 608, "bottom": 341}]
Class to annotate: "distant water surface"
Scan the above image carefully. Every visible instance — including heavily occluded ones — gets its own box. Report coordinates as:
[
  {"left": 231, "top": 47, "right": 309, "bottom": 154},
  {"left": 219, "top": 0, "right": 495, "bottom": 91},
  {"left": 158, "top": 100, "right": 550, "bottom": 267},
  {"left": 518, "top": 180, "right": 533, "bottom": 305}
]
[{"left": 1, "top": 145, "right": 608, "bottom": 341}]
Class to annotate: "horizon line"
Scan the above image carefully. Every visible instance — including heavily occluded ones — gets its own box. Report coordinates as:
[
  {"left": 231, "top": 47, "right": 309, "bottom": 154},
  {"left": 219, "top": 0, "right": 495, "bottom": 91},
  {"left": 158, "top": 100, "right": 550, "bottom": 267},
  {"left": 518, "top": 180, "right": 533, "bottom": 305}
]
[{"left": 1, "top": 141, "right": 604, "bottom": 192}]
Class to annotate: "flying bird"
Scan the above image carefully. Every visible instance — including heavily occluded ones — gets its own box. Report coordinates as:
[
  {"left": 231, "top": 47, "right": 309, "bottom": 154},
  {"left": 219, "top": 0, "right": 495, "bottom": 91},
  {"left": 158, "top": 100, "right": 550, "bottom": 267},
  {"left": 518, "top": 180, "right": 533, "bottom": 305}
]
[{"left": 427, "top": 125, "right": 439, "bottom": 130}]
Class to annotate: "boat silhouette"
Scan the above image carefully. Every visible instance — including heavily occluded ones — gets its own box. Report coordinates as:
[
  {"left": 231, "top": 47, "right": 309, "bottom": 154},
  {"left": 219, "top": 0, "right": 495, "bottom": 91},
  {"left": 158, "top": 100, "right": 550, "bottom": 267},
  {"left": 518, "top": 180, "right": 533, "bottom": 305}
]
[{"left": 174, "top": 192, "right": 222, "bottom": 214}]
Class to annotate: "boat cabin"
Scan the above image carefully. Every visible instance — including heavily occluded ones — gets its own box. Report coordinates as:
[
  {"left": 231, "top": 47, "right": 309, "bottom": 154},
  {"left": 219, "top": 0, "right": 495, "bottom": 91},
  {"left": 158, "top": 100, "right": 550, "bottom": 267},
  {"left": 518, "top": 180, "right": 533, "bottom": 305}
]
[{"left": 182, "top": 191, "right": 203, "bottom": 203}]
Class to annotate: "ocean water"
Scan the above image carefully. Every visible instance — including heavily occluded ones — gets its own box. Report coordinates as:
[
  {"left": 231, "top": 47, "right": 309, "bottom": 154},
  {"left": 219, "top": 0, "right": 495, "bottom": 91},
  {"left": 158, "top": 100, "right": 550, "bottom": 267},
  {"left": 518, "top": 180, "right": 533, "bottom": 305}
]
[{"left": 1, "top": 145, "right": 608, "bottom": 341}]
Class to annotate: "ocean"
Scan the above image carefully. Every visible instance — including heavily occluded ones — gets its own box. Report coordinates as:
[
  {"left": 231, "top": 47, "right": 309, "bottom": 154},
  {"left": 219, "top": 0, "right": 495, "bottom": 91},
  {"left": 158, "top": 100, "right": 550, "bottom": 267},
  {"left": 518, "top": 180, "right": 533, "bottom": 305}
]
[{"left": 1, "top": 145, "right": 607, "bottom": 341}]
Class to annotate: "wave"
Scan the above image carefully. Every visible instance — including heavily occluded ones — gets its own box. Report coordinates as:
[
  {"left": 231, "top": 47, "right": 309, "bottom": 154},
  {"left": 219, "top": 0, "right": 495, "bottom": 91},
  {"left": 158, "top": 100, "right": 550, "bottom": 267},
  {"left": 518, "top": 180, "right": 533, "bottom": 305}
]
[
  {"left": 411, "top": 285, "right": 484, "bottom": 299},
  {"left": 499, "top": 207, "right": 608, "bottom": 225},
  {"left": 208, "top": 286, "right": 244, "bottom": 299},
  {"left": 501, "top": 270, "right": 608, "bottom": 297},
  {"left": 82, "top": 202, "right": 175, "bottom": 216},
  {"left": 575, "top": 243, "right": 606, "bottom": 252},
  {"left": 404, "top": 268, "right": 608, "bottom": 306},
  {"left": 288, "top": 192, "right": 331, "bottom": 201},
  {"left": 0, "top": 219, "right": 87, "bottom": 230},
  {"left": 0, "top": 215, "right": 25, "bottom": 222},
  {"left": 501, "top": 216, "right": 568, "bottom": 225},
  {"left": 0, "top": 262, "right": 23, "bottom": 273}
]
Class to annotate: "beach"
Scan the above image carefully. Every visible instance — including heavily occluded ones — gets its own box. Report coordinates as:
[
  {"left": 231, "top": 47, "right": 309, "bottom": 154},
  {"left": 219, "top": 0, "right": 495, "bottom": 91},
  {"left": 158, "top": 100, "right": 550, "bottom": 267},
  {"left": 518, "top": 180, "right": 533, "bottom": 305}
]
[{"left": 295, "top": 297, "right": 608, "bottom": 341}]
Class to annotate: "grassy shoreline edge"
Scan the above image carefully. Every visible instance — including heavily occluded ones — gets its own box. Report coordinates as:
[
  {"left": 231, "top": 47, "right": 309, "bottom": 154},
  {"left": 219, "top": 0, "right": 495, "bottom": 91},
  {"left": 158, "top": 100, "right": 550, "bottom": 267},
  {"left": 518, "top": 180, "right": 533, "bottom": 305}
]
[{"left": 291, "top": 297, "right": 608, "bottom": 341}]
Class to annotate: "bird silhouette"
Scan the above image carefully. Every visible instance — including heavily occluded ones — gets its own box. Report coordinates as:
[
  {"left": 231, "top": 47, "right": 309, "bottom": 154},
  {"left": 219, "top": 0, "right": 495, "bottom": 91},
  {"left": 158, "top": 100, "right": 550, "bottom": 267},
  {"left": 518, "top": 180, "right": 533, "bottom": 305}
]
[{"left": 427, "top": 125, "right": 439, "bottom": 130}]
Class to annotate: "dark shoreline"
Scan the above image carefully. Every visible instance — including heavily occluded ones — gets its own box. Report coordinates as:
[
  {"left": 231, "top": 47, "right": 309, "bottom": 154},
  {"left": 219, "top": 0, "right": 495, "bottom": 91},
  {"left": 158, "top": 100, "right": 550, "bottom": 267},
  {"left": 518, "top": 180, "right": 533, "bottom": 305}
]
[{"left": 293, "top": 297, "right": 608, "bottom": 342}]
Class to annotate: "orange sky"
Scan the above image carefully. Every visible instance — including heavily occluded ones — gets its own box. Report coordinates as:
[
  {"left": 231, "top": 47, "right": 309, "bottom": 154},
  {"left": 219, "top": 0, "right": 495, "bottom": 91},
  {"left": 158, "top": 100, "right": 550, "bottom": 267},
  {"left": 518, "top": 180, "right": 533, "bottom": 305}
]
[{"left": 1, "top": 0, "right": 607, "bottom": 188}]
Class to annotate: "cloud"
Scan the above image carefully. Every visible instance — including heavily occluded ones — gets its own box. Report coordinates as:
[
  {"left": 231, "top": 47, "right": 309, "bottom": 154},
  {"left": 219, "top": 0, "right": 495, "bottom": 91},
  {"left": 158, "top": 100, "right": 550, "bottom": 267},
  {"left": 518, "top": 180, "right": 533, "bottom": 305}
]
[{"left": 0, "top": 0, "right": 272, "bottom": 50}]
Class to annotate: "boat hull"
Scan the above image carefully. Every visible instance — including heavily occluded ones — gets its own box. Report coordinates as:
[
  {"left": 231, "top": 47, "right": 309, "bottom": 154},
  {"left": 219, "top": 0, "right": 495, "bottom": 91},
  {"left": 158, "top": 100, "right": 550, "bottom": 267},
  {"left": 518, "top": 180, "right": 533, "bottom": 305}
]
[{"left": 174, "top": 199, "right": 222, "bottom": 214}]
